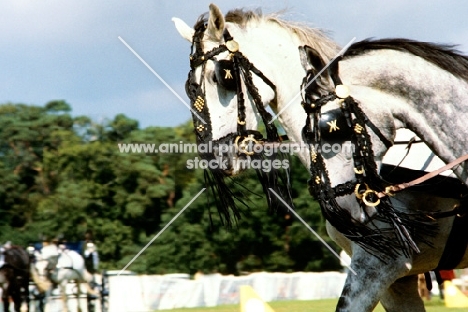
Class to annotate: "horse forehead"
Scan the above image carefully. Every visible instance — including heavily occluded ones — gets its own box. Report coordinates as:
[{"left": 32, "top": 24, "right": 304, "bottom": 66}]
[
  {"left": 320, "top": 100, "right": 341, "bottom": 112},
  {"left": 202, "top": 39, "right": 222, "bottom": 51}
]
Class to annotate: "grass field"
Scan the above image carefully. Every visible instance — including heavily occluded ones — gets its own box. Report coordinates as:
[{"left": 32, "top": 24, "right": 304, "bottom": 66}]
[{"left": 159, "top": 298, "right": 463, "bottom": 312}]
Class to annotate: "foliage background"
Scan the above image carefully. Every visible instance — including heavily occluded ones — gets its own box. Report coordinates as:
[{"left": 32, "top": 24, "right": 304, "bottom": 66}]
[{"left": 0, "top": 101, "right": 341, "bottom": 275}]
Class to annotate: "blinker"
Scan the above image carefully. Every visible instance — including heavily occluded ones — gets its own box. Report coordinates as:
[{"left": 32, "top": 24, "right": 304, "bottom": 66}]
[
  {"left": 319, "top": 108, "right": 352, "bottom": 142},
  {"left": 214, "top": 60, "right": 237, "bottom": 91}
]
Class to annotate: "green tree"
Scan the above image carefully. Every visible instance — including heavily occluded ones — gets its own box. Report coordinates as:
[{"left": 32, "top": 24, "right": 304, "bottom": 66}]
[
  {"left": 0, "top": 101, "right": 340, "bottom": 274},
  {"left": 37, "top": 119, "right": 180, "bottom": 270},
  {"left": 0, "top": 101, "right": 74, "bottom": 244}
]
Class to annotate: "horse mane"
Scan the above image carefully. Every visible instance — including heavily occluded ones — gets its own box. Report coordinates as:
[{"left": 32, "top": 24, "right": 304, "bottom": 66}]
[
  {"left": 346, "top": 38, "right": 468, "bottom": 81},
  {"left": 195, "top": 9, "right": 468, "bottom": 82},
  {"left": 194, "top": 8, "right": 341, "bottom": 63}
]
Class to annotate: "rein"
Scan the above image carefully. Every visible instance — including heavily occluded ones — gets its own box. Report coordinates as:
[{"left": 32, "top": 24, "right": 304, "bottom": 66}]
[{"left": 378, "top": 154, "right": 468, "bottom": 199}]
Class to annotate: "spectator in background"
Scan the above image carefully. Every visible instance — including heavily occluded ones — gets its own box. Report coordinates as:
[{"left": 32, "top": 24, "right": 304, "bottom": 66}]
[
  {"left": 418, "top": 273, "right": 431, "bottom": 300},
  {"left": 194, "top": 270, "right": 204, "bottom": 280},
  {"left": 84, "top": 242, "right": 99, "bottom": 274},
  {"left": 41, "top": 237, "right": 61, "bottom": 284},
  {"left": 41, "top": 237, "right": 59, "bottom": 268}
]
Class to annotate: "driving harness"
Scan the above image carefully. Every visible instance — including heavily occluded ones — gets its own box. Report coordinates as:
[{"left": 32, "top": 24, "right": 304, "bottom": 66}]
[
  {"left": 184, "top": 18, "right": 468, "bottom": 262},
  {"left": 299, "top": 47, "right": 468, "bottom": 262},
  {"left": 186, "top": 20, "right": 293, "bottom": 225}
]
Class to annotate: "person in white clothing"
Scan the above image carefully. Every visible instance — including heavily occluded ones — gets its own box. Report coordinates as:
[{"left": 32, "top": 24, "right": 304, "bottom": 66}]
[
  {"left": 41, "top": 238, "right": 60, "bottom": 280},
  {"left": 41, "top": 239, "right": 59, "bottom": 260},
  {"left": 84, "top": 242, "right": 99, "bottom": 274}
]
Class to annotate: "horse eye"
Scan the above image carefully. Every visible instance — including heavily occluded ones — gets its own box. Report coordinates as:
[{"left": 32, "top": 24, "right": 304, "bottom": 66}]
[{"left": 212, "top": 72, "right": 218, "bottom": 84}]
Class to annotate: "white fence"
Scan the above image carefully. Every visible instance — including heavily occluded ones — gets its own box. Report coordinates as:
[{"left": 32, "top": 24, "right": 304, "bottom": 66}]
[{"left": 108, "top": 271, "right": 347, "bottom": 311}]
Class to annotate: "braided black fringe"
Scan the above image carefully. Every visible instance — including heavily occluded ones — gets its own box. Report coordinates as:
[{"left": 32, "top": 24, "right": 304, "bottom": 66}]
[
  {"left": 202, "top": 152, "right": 293, "bottom": 228},
  {"left": 203, "top": 168, "right": 243, "bottom": 228},
  {"left": 304, "top": 95, "right": 438, "bottom": 262},
  {"left": 346, "top": 97, "right": 438, "bottom": 258},
  {"left": 309, "top": 173, "right": 438, "bottom": 263},
  {"left": 252, "top": 152, "right": 294, "bottom": 214},
  {"left": 306, "top": 143, "right": 406, "bottom": 262}
]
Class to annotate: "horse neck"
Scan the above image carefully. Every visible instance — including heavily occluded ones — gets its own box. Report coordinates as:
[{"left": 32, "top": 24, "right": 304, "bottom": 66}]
[{"left": 340, "top": 50, "right": 468, "bottom": 183}]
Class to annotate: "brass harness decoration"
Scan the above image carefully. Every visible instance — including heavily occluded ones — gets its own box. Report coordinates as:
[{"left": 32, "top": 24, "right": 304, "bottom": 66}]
[{"left": 224, "top": 69, "right": 233, "bottom": 79}]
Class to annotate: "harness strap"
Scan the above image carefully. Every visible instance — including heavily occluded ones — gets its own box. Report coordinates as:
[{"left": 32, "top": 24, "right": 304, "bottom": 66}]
[
  {"left": 387, "top": 137, "right": 420, "bottom": 172},
  {"left": 381, "top": 159, "right": 468, "bottom": 271},
  {"left": 432, "top": 201, "right": 468, "bottom": 218},
  {"left": 364, "top": 118, "right": 393, "bottom": 149},
  {"left": 436, "top": 201, "right": 468, "bottom": 270},
  {"left": 378, "top": 153, "right": 468, "bottom": 198},
  {"left": 394, "top": 139, "right": 423, "bottom": 145},
  {"left": 424, "top": 272, "right": 432, "bottom": 291}
]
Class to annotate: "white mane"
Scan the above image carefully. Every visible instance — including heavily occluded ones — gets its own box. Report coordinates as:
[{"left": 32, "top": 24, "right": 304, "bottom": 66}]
[{"left": 198, "top": 8, "right": 341, "bottom": 61}]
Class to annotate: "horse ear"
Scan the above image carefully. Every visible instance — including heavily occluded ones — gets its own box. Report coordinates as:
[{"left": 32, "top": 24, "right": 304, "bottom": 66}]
[
  {"left": 172, "top": 17, "right": 195, "bottom": 42},
  {"left": 304, "top": 45, "right": 326, "bottom": 71},
  {"left": 206, "top": 3, "right": 225, "bottom": 41},
  {"left": 299, "top": 46, "right": 311, "bottom": 70}
]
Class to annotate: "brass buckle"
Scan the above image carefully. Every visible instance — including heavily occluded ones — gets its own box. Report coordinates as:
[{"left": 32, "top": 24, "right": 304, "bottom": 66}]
[
  {"left": 362, "top": 189, "right": 380, "bottom": 207},
  {"left": 354, "top": 183, "right": 368, "bottom": 200},
  {"left": 354, "top": 167, "right": 365, "bottom": 175},
  {"left": 384, "top": 186, "right": 396, "bottom": 197},
  {"left": 237, "top": 117, "right": 246, "bottom": 125},
  {"left": 236, "top": 134, "right": 259, "bottom": 156}
]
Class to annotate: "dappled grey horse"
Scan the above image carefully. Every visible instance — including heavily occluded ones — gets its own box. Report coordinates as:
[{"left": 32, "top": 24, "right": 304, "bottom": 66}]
[{"left": 174, "top": 4, "right": 468, "bottom": 311}]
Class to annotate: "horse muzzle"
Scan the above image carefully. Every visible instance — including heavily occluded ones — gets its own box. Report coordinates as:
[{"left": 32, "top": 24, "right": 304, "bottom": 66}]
[{"left": 203, "top": 133, "right": 266, "bottom": 175}]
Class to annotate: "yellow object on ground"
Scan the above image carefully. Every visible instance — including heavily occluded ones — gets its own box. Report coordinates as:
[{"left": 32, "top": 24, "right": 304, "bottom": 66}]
[
  {"left": 444, "top": 280, "right": 468, "bottom": 308},
  {"left": 240, "top": 285, "right": 275, "bottom": 312}
]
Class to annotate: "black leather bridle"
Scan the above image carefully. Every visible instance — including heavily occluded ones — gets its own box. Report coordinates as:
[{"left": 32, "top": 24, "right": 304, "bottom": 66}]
[
  {"left": 299, "top": 53, "right": 438, "bottom": 261},
  {"left": 185, "top": 21, "right": 293, "bottom": 225},
  {"left": 185, "top": 22, "right": 281, "bottom": 151}
]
